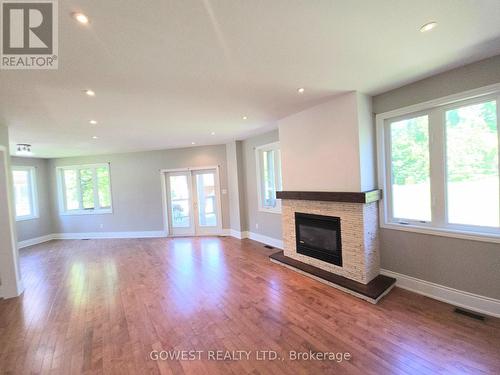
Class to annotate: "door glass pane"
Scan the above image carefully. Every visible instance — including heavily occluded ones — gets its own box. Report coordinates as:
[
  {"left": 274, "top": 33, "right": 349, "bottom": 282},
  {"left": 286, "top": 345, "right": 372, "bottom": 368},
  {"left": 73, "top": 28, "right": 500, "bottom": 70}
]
[
  {"left": 63, "top": 169, "right": 80, "bottom": 210},
  {"left": 446, "top": 100, "right": 499, "bottom": 227},
  {"left": 80, "top": 169, "right": 95, "bottom": 209},
  {"left": 170, "top": 175, "right": 190, "bottom": 227},
  {"left": 13, "top": 170, "right": 31, "bottom": 217},
  {"left": 196, "top": 172, "right": 217, "bottom": 227},
  {"left": 390, "top": 115, "right": 431, "bottom": 221},
  {"left": 97, "top": 166, "right": 111, "bottom": 208}
]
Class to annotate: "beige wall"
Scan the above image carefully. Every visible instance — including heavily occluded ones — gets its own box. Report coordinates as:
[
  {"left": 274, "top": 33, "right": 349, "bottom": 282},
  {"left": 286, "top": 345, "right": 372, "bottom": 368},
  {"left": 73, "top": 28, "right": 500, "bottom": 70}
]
[
  {"left": 48, "top": 145, "right": 230, "bottom": 234},
  {"left": 11, "top": 157, "right": 53, "bottom": 241},
  {"left": 373, "top": 54, "right": 500, "bottom": 299},
  {"left": 241, "top": 129, "right": 282, "bottom": 239}
]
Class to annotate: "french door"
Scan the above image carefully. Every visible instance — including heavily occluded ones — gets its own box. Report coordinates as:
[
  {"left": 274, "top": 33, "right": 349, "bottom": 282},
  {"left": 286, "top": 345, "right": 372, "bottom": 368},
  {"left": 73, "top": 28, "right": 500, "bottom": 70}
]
[{"left": 165, "top": 168, "right": 222, "bottom": 236}]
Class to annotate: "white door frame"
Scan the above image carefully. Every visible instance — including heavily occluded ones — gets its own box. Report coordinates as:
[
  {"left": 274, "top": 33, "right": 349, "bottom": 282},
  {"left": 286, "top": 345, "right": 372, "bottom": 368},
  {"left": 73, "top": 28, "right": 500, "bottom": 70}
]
[{"left": 160, "top": 166, "right": 223, "bottom": 237}]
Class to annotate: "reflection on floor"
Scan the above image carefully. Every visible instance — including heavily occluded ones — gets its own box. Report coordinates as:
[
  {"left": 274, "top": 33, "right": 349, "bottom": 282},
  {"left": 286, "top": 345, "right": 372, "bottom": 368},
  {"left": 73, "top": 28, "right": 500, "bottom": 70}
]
[{"left": 0, "top": 237, "right": 499, "bottom": 374}]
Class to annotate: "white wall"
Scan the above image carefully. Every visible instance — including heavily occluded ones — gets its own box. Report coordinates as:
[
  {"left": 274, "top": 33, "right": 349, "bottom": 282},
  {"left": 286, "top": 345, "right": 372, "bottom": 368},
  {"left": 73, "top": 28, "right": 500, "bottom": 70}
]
[{"left": 278, "top": 91, "right": 375, "bottom": 192}]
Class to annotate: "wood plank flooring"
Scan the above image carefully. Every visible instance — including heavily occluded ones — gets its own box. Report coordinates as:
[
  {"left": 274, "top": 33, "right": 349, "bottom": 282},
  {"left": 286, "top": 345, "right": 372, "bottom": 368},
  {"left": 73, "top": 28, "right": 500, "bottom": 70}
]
[{"left": 0, "top": 237, "right": 499, "bottom": 374}]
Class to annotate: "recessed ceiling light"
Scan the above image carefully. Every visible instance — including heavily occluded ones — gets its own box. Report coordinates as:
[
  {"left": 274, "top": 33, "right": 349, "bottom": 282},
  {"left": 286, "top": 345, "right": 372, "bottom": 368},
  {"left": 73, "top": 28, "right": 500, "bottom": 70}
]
[
  {"left": 84, "top": 89, "right": 95, "bottom": 96},
  {"left": 242, "top": 116, "right": 248, "bottom": 120},
  {"left": 420, "top": 21, "right": 437, "bottom": 32},
  {"left": 191, "top": 142, "right": 196, "bottom": 145},
  {"left": 211, "top": 132, "right": 216, "bottom": 136},
  {"left": 72, "top": 12, "right": 90, "bottom": 24},
  {"left": 297, "top": 87, "right": 305, "bottom": 94},
  {"left": 92, "top": 136, "right": 98, "bottom": 140},
  {"left": 89, "top": 120, "right": 97, "bottom": 125}
]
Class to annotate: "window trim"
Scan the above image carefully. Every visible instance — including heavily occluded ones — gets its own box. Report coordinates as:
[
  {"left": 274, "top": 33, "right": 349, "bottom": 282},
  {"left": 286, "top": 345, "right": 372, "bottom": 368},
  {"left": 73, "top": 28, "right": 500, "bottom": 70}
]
[
  {"left": 56, "top": 163, "right": 113, "bottom": 216},
  {"left": 12, "top": 166, "right": 39, "bottom": 221},
  {"left": 376, "top": 83, "right": 500, "bottom": 243},
  {"left": 255, "top": 141, "right": 282, "bottom": 214}
]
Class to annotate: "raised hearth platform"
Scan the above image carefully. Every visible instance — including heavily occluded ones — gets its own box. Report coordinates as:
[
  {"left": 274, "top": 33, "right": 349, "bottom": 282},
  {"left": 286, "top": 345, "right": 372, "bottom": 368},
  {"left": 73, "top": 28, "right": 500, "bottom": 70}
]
[{"left": 270, "top": 251, "right": 396, "bottom": 304}]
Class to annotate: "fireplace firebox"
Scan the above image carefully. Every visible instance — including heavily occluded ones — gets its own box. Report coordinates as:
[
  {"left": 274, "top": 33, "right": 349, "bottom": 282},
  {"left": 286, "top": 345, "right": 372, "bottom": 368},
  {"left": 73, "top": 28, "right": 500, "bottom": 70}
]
[{"left": 295, "top": 212, "right": 342, "bottom": 267}]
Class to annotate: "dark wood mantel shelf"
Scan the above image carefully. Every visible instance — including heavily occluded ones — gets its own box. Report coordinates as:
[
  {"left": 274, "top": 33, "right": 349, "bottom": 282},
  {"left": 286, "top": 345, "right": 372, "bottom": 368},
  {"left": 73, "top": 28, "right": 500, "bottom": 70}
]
[{"left": 276, "top": 189, "right": 381, "bottom": 204}]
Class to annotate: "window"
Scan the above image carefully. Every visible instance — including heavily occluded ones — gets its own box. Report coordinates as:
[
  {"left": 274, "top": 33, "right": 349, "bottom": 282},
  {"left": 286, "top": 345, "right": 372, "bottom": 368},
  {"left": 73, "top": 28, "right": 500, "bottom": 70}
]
[
  {"left": 378, "top": 88, "right": 500, "bottom": 241},
  {"left": 57, "top": 164, "right": 112, "bottom": 215},
  {"left": 12, "top": 166, "right": 38, "bottom": 221},
  {"left": 256, "top": 142, "right": 282, "bottom": 213}
]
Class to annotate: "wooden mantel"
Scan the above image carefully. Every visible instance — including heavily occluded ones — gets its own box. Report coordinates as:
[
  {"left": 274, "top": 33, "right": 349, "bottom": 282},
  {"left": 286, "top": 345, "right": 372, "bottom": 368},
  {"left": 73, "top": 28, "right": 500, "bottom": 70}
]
[{"left": 276, "top": 189, "right": 382, "bottom": 204}]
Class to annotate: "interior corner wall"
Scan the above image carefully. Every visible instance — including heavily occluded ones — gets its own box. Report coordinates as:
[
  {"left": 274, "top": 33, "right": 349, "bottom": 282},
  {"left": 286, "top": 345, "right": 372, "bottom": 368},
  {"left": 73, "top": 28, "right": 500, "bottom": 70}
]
[
  {"left": 48, "top": 145, "right": 230, "bottom": 235},
  {"left": 226, "top": 141, "right": 245, "bottom": 233},
  {"left": 240, "top": 129, "right": 282, "bottom": 240},
  {"left": 373, "top": 54, "right": 500, "bottom": 300},
  {"left": 11, "top": 157, "right": 53, "bottom": 242}
]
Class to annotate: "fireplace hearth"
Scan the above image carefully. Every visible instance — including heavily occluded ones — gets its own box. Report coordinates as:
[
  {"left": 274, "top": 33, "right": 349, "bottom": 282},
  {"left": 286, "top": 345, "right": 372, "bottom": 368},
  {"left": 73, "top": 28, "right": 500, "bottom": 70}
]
[{"left": 295, "top": 212, "right": 342, "bottom": 267}]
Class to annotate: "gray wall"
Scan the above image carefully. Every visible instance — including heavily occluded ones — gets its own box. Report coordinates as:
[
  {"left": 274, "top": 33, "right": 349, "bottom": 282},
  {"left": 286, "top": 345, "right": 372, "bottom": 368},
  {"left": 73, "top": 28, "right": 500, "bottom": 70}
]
[
  {"left": 373, "top": 54, "right": 500, "bottom": 299},
  {"left": 48, "top": 145, "right": 230, "bottom": 234},
  {"left": 11, "top": 157, "right": 53, "bottom": 241},
  {"left": 226, "top": 141, "right": 245, "bottom": 232},
  {"left": 241, "top": 129, "right": 282, "bottom": 239}
]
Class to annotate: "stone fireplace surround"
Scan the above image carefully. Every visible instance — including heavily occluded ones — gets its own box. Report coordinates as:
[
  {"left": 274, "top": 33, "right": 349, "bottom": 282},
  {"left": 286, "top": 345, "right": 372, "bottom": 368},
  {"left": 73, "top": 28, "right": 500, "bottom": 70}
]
[{"left": 277, "top": 190, "right": 381, "bottom": 285}]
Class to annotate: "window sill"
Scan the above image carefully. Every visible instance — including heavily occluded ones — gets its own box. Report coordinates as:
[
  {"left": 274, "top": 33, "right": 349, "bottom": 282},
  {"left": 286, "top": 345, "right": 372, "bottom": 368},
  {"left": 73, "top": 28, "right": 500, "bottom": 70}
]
[
  {"left": 16, "top": 215, "right": 39, "bottom": 222},
  {"left": 381, "top": 222, "right": 500, "bottom": 244},
  {"left": 60, "top": 209, "right": 113, "bottom": 216}
]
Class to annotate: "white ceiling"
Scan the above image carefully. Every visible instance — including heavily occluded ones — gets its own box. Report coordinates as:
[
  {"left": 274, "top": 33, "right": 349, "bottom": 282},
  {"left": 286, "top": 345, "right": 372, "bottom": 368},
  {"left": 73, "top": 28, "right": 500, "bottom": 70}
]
[{"left": 2, "top": 0, "right": 500, "bottom": 158}]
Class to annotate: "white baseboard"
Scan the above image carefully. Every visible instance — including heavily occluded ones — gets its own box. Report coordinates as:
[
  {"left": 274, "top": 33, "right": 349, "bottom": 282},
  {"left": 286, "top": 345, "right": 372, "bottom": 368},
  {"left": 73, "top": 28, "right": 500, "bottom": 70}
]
[
  {"left": 229, "top": 229, "right": 246, "bottom": 239},
  {"left": 381, "top": 269, "right": 500, "bottom": 318},
  {"left": 18, "top": 234, "right": 55, "bottom": 249},
  {"left": 53, "top": 231, "right": 168, "bottom": 240},
  {"left": 246, "top": 231, "right": 283, "bottom": 249}
]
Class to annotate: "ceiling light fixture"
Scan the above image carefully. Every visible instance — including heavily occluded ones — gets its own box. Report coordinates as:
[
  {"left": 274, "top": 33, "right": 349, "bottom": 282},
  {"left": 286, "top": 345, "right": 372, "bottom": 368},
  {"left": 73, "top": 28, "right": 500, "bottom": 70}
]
[
  {"left": 242, "top": 116, "right": 248, "bottom": 120},
  {"left": 84, "top": 89, "right": 95, "bottom": 96},
  {"left": 92, "top": 136, "right": 98, "bottom": 140},
  {"left": 89, "top": 120, "right": 97, "bottom": 125},
  {"left": 211, "top": 132, "right": 216, "bottom": 136},
  {"left": 72, "top": 12, "right": 89, "bottom": 24},
  {"left": 191, "top": 142, "right": 196, "bottom": 145},
  {"left": 420, "top": 21, "right": 437, "bottom": 32},
  {"left": 297, "top": 87, "right": 305, "bottom": 94},
  {"left": 16, "top": 144, "right": 32, "bottom": 156}
]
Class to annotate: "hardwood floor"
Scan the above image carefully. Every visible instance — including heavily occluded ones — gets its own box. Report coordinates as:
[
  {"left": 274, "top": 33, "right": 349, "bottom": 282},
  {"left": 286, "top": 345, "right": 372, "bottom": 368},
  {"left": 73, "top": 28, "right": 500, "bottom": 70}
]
[{"left": 0, "top": 237, "right": 499, "bottom": 374}]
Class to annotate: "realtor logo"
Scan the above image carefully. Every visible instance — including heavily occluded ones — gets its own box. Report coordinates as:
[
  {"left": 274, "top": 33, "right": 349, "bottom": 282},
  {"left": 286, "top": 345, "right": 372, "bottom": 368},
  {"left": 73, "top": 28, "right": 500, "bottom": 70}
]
[{"left": 1, "top": 0, "right": 58, "bottom": 69}]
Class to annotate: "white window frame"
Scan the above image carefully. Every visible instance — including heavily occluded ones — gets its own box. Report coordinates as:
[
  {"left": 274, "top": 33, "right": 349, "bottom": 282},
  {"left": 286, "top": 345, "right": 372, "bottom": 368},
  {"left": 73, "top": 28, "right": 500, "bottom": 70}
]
[
  {"left": 376, "top": 83, "right": 500, "bottom": 243},
  {"left": 12, "top": 166, "right": 39, "bottom": 221},
  {"left": 56, "top": 163, "right": 113, "bottom": 216},
  {"left": 256, "top": 141, "right": 282, "bottom": 214}
]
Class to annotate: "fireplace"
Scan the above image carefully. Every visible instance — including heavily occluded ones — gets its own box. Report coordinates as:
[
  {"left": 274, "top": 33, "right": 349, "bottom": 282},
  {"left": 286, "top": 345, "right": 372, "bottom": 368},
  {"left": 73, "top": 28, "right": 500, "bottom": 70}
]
[{"left": 295, "top": 212, "right": 342, "bottom": 267}]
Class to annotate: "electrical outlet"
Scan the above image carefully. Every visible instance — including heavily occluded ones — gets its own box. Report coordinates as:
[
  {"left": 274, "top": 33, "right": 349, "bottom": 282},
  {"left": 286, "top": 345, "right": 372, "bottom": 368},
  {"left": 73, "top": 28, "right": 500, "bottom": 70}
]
[
  {"left": 99, "top": 224, "right": 104, "bottom": 229},
  {"left": 255, "top": 223, "right": 259, "bottom": 229}
]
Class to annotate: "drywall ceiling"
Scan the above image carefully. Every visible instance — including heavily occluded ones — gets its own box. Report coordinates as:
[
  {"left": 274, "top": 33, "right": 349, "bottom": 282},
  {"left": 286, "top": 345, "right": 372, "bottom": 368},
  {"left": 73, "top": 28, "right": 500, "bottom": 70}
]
[{"left": 1, "top": 0, "right": 500, "bottom": 157}]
